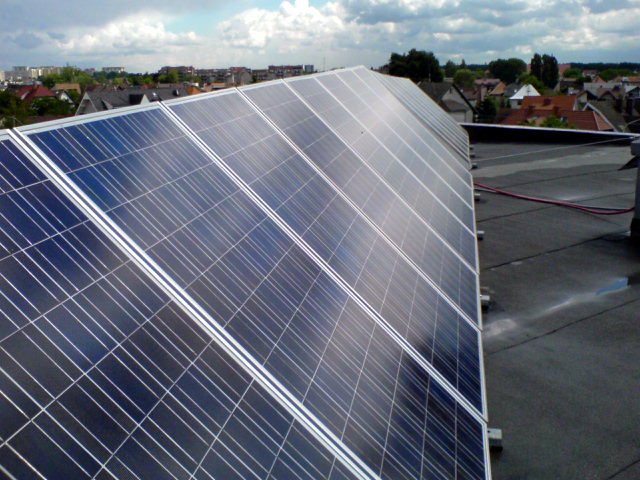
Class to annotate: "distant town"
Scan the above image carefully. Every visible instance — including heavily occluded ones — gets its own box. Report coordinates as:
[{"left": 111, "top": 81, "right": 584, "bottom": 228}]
[{"left": 1, "top": 53, "right": 639, "bottom": 134}]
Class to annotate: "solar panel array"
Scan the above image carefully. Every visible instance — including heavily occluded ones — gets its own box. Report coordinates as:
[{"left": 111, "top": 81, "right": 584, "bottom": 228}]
[{"left": 0, "top": 67, "right": 489, "bottom": 479}]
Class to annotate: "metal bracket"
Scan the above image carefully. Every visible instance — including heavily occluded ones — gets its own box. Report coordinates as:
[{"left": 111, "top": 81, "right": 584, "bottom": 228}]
[{"left": 488, "top": 428, "right": 503, "bottom": 452}]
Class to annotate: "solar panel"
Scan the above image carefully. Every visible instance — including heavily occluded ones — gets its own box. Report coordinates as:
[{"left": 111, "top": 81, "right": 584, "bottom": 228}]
[
  {"left": 315, "top": 70, "right": 473, "bottom": 206},
  {"left": 0, "top": 133, "right": 361, "bottom": 480},
  {"left": 18, "top": 101, "right": 488, "bottom": 478},
  {"left": 359, "top": 69, "right": 472, "bottom": 168},
  {"left": 164, "top": 90, "right": 482, "bottom": 411},
  {"left": 2, "top": 66, "right": 490, "bottom": 479},
  {"left": 284, "top": 73, "right": 475, "bottom": 233},
  {"left": 257, "top": 77, "right": 477, "bottom": 266}
]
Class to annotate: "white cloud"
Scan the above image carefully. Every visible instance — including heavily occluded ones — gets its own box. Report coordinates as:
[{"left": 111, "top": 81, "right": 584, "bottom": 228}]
[
  {"left": 2, "top": 0, "right": 639, "bottom": 71},
  {"left": 55, "top": 16, "right": 200, "bottom": 55}
]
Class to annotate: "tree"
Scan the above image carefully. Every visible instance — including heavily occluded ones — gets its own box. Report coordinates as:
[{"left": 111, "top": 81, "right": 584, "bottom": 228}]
[
  {"left": 541, "top": 54, "right": 559, "bottom": 88},
  {"left": 530, "top": 53, "right": 543, "bottom": 80},
  {"left": 518, "top": 73, "right": 545, "bottom": 92},
  {"left": 444, "top": 60, "right": 457, "bottom": 78},
  {"left": 599, "top": 68, "right": 634, "bottom": 81},
  {"left": 453, "top": 69, "right": 476, "bottom": 88},
  {"left": 0, "top": 91, "right": 29, "bottom": 126},
  {"left": 540, "top": 115, "right": 573, "bottom": 129},
  {"left": 488, "top": 58, "right": 527, "bottom": 84},
  {"left": 476, "top": 97, "right": 498, "bottom": 123},
  {"left": 562, "top": 67, "right": 582, "bottom": 79},
  {"left": 30, "top": 97, "right": 74, "bottom": 116},
  {"left": 388, "top": 49, "right": 443, "bottom": 83}
]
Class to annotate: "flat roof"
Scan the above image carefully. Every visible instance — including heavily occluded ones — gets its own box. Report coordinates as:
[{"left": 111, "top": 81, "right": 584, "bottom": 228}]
[{"left": 474, "top": 141, "right": 640, "bottom": 479}]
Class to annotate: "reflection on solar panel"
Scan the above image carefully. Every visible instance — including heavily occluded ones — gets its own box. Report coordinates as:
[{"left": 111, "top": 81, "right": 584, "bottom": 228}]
[
  {"left": 1, "top": 67, "right": 490, "bottom": 479},
  {"left": 165, "top": 89, "right": 483, "bottom": 410},
  {"left": 359, "top": 68, "right": 472, "bottom": 169}
]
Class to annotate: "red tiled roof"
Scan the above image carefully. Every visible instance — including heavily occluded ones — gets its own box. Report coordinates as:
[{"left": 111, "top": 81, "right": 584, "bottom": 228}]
[
  {"left": 15, "top": 85, "right": 56, "bottom": 102},
  {"left": 500, "top": 107, "right": 613, "bottom": 131},
  {"left": 521, "top": 95, "right": 577, "bottom": 111}
]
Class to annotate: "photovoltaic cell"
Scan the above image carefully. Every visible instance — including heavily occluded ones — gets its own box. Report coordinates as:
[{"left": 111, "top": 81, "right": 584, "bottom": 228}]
[
  {"left": 241, "top": 79, "right": 477, "bottom": 269},
  {"left": 335, "top": 69, "right": 472, "bottom": 190},
  {"left": 165, "top": 90, "right": 482, "bottom": 410},
  {"left": 285, "top": 74, "right": 475, "bottom": 235},
  {"left": 239, "top": 84, "right": 478, "bottom": 322},
  {"left": 357, "top": 68, "right": 471, "bottom": 168},
  {"left": 315, "top": 71, "right": 474, "bottom": 207},
  {"left": 0, "top": 135, "right": 359, "bottom": 480},
  {"left": 23, "top": 106, "right": 487, "bottom": 478}
]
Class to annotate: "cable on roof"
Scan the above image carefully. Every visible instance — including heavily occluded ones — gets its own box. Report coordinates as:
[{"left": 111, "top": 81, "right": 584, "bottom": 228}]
[{"left": 473, "top": 182, "right": 635, "bottom": 216}]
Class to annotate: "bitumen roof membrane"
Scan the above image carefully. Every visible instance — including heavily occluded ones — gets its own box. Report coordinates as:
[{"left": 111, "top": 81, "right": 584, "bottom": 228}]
[{"left": 473, "top": 141, "right": 640, "bottom": 480}]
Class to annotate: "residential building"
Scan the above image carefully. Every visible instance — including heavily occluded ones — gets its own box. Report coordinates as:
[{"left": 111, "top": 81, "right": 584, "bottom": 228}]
[
  {"left": 76, "top": 85, "right": 191, "bottom": 115},
  {"left": 158, "top": 66, "right": 195, "bottom": 78},
  {"left": 509, "top": 84, "right": 541, "bottom": 108},
  {"left": 418, "top": 81, "right": 476, "bottom": 122},
  {"left": 13, "top": 85, "right": 56, "bottom": 103},
  {"left": 268, "top": 65, "right": 305, "bottom": 78},
  {"left": 102, "top": 67, "right": 126, "bottom": 74},
  {"left": 501, "top": 94, "right": 613, "bottom": 131}
]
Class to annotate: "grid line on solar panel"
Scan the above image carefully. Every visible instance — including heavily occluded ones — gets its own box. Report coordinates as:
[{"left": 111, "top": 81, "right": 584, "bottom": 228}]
[
  {"left": 241, "top": 79, "right": 477, "bottom": 271},
  {"left": 282, "top": 74, "right": 476, "bottom": 233},
  {"left": 339, "top": 69, "right": 472, "bottom": 187},
  {"left": 0, "top": 134, "right": 373, "bottom": 480},
  {"left": 232, "top": 84, "right": 480, "bottom": 323},
  {"left": 365, "top": 71, "right": 471, "bottom": 165},
  {"left": 385, "top": 74, "right": 470, "bottom": 155},
  {"left": 252, "top": 78, "right": 478, "bottom": 275},
  {"left": 17, "top": 107, "right": 482, "bottom": 478},
  {"left": 162, "top": 94, "right": 484, "bottom": 416},
  {"left": 161, "top": 92, "right": 484, "bottom": 415},
  {"left": 311, "top": 71, "right": 474, "bottom": 208}
]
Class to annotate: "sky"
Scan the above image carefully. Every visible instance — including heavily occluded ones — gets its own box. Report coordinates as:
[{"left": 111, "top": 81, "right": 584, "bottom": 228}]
[{"left": 2, "top": 0, "right": 640, "bottom": 73}]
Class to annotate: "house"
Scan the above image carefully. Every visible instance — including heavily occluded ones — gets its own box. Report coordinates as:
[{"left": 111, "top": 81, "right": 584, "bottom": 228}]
[
  {"left": 51, "top": 83, "right": 81, "bottom": 94},
  {"left": 76, "top": 85, "right": 190, "bottom": 115},
  {"left": 500, "top": 105, "right": 613, "bottom": 131},
  {"left": 418, "top": 81, "right": 476, "bottom": 122},
  {"left": 509, "top": 84, "right": 541, "bottom": 108},
  {"left": 473, "top": 78, "right": 502, "bottom": 103},
  {"left": 583, "top": 101, "right": 627, "bottom": 131},
  {"left": 521, "top": 95, "right": 578, "bottom": 111},
  {"left": 13, "top": 85, "right": 56, "bottom": 103},
  {"left": 501, "top": 93, "right": 614, "bottom": 131},
  {"left": 487, "top": 81, "right": 507, "bottom": 98},
  {"left": 51, "top": 83, "right": 82, "bottom": 104}
]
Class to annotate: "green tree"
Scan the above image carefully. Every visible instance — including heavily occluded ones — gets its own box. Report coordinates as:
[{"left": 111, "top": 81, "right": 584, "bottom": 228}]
[
  {"left": 453, "top": 69, "right": 476, "bottom": 88},
  {"left": 0, "top": 91, "right": 29, "bottom": 126},
  {"left": 30, "top": 97, "right": 73, "bottom": 116},
  {"left": 518, "top": 73, "right": 545, "bottom": 92},
  {"left": 562, "top": 67, "right": 582, "bottom": 78},
  {"left": 41, "top": 74, "right": 60, "bottom": 89},
  {"left": 530, "top": 53, "right": 543, "bottom": 80},
  {"left": 444, "top": 60, "right": 457, "bottom": 78},
  {"left": 540, "top": 115, "right": 573, "bottom": 129},
  {"left": 388, "top": 49, "right": 443, "bottom": 83},
  {"left": 159, "top": 68, "right": 180, "bottom": 84},
  {"left": 541, "top": 54, "right": 559, "bottom": 88},
  {"left": 599, "top": 68, "right": 634, "bottom": 81},
  {"left": 488, "top": 58, "right": 527, "bottom": 84},
  {"left": 476, "top": 97, "right": 498, "bottom": 123}
]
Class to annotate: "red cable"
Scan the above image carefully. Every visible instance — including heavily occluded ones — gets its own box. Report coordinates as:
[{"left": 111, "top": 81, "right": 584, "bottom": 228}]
[{"left": 473, "top": 182, "right": 635, "bottom": 216}]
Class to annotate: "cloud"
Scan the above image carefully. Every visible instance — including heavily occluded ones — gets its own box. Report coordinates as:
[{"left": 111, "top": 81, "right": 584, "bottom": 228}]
[{"left": 1, "top": 0, "right": 639, "bottom": 71}]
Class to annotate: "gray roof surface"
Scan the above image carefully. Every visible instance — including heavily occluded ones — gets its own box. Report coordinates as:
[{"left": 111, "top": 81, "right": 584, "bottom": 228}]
[
  {"left": 473, "top": 141, "right": 640, "bottom": 479},
  {"left": 84, "top": 85, "right": 189, "bottom": 111}
]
